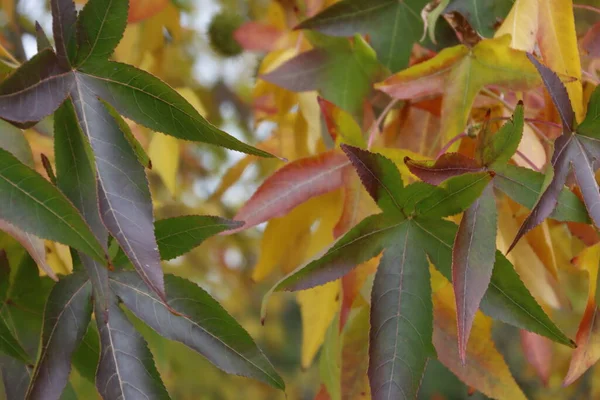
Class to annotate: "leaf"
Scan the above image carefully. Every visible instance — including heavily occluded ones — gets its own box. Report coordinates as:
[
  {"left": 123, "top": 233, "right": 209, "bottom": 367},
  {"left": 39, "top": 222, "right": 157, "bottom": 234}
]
[
  {"left": 511, "top": 58, "right": 600, "bottom": 250},
  {"left": 230, "top": 151, "right": 349, "bottom": 232},
  {"left": 71, "top": 322, "right": 100, "bottom": 384},
  {"left": 0, "top": 220, "right": 55, "bottom": 281},
  {"left": 54, "top": 99, "right": 111, "bottom": 311},
  {"left": 148, "top": 132, "right": 178, "bottom": 192},
  {"left": 109, "top": 272, "right": 285, "bottom": 390},
  {"left": 413, "top": 218, "right": 574, "bottom": 347},
  {"left": 95, "top": 299, "right": 171, "bottom": 399},
  {"left": 376, "top": 35, "right": 541, "bottom": 143},
  {"left": 494, "top": 0, "right": 539, "bottom": 51},
  {"left": 0, "top": 119, "right": 34, "bottom": 167},
  {"left": 298, "top": 281, "right": 340, "bottom": 368},
  {"left": 405, "top": 152, "right": 483, "bottom": 185},
  {"left": 484, "top": 101, "right": 525, "bottom": 166},
  {"left": 0, "top": 49, "right": 74, "bottom": 125},
  {"left": 105, "top": 102, "right": 151, "bottom": 169},
  {"left": 77, "top": 62, "right": 272, "bottom": 157},
  {"left": 0, "top": 147, "right": 105, "bottom": 262},
  {"left": 75, "top": 0, "right": 128, "bottom": 67},
  {"left": 537, "top": 0, "right": 584, "bottom": 123},
  {"left": 25, "top": 273, "right": 92, "bottom": 400},
  {"left": 432, "top": 269, "right": 527, "bottom": 400},
  {"left": 0, "top": 290, "right": 30, "bottom": 362},
  {"left": 340, "top": 306, "right": 370, "bottom": 400},
  {"left": 341, "top": 145, "right": 404, "bottom": 216},
  {"left": 296, "top": 0, "right": 428, "bottom": 72},
  {"left": 318, "top": 97, "right": 365, "bottom": 147},
  {"left": 563, "top": 244, "right": 600, "bottom": 385},
  {"left": 155, "top": 216, "right": 243, "bottom": 260},
  {"left": 319, "top": 314, "right": 341, "bottom": 400},
  {"left": 70, "top": 83, "right": 165, "bottom": 301},
  {"left": 50, "top": 0, "right": 77, "bottom": 67},
  {"left": 261, "top": 36, "right": 382, "bottom": 116},
  {"left": 520, "top": 330, "right": 552, "bottom": 386},
  {"left": 35, "top": 22, "right": 52, "bottom": 52},
  {"left": 443, "top": 0, "right": 513, "bottom": 38},
  {"left": 452, "top": 182, "right": 497, "bottom": 363},
  {"left": 267, "top": 214, "right": 403, "bottom": 294},
  {"left": 128, "top": 0, "right": 169, "bottom": 23},
  {"left": 368, "top": 222, "right": 435, "bottom": 400}
]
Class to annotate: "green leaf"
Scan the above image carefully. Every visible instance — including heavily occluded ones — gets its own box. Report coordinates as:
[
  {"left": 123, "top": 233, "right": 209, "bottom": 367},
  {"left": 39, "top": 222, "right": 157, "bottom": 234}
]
[
  {"left": 261, "top": 36, "right": 382, "bottom": 116},
  {"left": 319, "top": 314, "right": 341, "bottom": 400},
  {"left": 71, "top": 322, "right": 99, "bottom": 384},
  {"left": 270, "top": 214, "right": 404, "bottom": 293},
  {"left": 341, "top": 145, "right": 404, "bottom": 216},
  {"left": 296, "top": 0, "right": 429, "bottom": 72},
  {"left": 415, "top": 172, "right": 492, "bottom": 218},
  {"left": 368, "top": 222, "right": 435, "bottom": 400},
  {"left": 70, "top": 83, "right": 165, "bottom": 301},
  {"left": 0, "top": 147, "right": 105, "bottom": 262},
  {"left": 0, "top": 49, "right": 74, "bottom": 125},
  {"left": 0, "top": 315, "right": 30, "bottom": 364},
  {"left": 109, "top": 272, "right": 285, "bottom": 390},
  {"left": 444, "top": 0, "right": 513, "bottom": 38},
  {"left": 493, "top": 163, "right": 589, "bottom": 223},
  {"left": 577, "top": 84, "right": 600, "bottom": 138},
  {"left": 54, "top": 99, "right": 111, "bottom": 312},
  {"left": 26, "top": 273, "right": 92, "bottom": 400},
  {"left": 104, "top": 100, "right": 152, "bottom": 169},
  {"left": 412, "top": 218, "right": 574, "bottom": 347},
  {"left": 35, "top": 22, "right": 52, "bottom": 53},
  {"left": 485, "top": 101, "right": 525, "bottom": 167},
  {"left": 76, "top": 63, "right": 272, "bottom": 157},
  {"left": 75, "top": 0, "right": 128, "bottom": 67},
  {"left": 154, "top": 216, "right": 243, "bottom": 260},
  {"left": 95, "top": 300, "right": 171, "bottom": 399},
  {"left": 0, "top": 119, "right": 34, "bottom": 168}
]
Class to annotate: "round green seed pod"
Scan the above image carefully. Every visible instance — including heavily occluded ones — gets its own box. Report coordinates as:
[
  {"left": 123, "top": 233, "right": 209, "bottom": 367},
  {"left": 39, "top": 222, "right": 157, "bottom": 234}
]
[{"left": 207, "top": 11, "right": 244, "bottom": 57}]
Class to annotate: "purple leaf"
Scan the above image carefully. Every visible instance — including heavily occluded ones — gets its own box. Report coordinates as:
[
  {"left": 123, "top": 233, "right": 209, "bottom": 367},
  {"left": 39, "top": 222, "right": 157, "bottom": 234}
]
[
  {"left": 405, "top": 153, "right": 483, "bottom": 185},
  {"left": 50, "top": 0, "right": 78, "bottom": 67}
]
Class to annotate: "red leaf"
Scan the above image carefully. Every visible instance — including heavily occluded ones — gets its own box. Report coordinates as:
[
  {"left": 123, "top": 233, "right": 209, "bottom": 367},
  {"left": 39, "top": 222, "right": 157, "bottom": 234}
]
[
  {"left": 582, "top": 22, "right": 600, "bottom": 57},
  {"left": 520, "top": 330, "right": 552, "bottom": 386},
  {"left": 230, "top": 151, "right": 349, "bottom": 232},
  {"left": 128, "top": 0, "right": 169, "bottom": 23},
  {"left": 234, "top": 22, "right": 285, "bottom": 52},
  {"left": 405, "top": 153, "right": 483, "bottom": 185}
]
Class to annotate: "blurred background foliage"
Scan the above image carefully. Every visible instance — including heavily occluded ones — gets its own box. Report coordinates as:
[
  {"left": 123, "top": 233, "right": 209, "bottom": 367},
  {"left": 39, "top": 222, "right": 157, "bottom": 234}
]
[{"left": 2, "top": 0, "right": 600, "bottom": 399}]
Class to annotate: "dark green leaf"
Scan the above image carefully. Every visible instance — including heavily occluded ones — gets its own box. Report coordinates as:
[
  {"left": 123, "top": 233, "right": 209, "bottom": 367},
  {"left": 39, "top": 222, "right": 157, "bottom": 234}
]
[
  {"left": 0, "top": 147, "right": 105, "bottom": 262},
  {"left": 271, "top": 214, "right": 404, "bottom": 292},
  {"left": 493, "top": 163, "right": 588, "bottom": 223},
  {"left": 54, "top": 100, "right": 111, "bottom": 311},
  {"left": 0, "top": 119, "right": 34, "bottom": 168},
  {"left": 444, "top": 0, "right": 513, "bottom": 37},
  {"left": 26, "top": 273, "right": 92, "bottom": 400},
  {"left": 0, "top": 251, "right": 9, "bottom": 300},
  {"left": 415, "top": 172, "right": 492, "bottom": 218},
  {"left": 452, "top": 182, "right": 497, "bottom": 362},
  {"left": 75, "top": 0, "right": 128, "bottom": 67},
  {"left": 368, "top": 222, "right": 434, "bottom": 400},
  {"left": 0, "top": 50, "right": 74, "bottom": 124},
  {"left": 110, "top": 272, "right": 285, "bottom": 390},
  {"left": 70, "top": 83, "right": 165, "bottom": 301},
  {"left": 76, "top": 63, "right": 272, "bottom": 157},
  {"left": 341, "top": 144, "right": 404, "bottom": 216},
  {"left": 412, "top": 218, "right": 574, "bottom": 347},
  {"left": 104, "top": 100, "right": 152, "bottom": 169},
  {"left": 577, "top": 85, "right": 600, "bottom": 137},
  {"left": 296, "top": 0, "right": 428, "bottom": 72},
  {"left": 0, "top": 316, "right": 30, "bottom": 363},
  {"left": 95, "top": 300, "right": 171, "bottom": 400},
  {"left": 155, "top": 216, "right": 243, "bottom": 260},
  {"left": 261, "top": 36, "right": 382, "bottom": 116},
  {"left": 50, "top": 0, "right": 77, "bottom": 67},
  {"left": 0, "top": 357, "right": 30, "bottom": 400}
]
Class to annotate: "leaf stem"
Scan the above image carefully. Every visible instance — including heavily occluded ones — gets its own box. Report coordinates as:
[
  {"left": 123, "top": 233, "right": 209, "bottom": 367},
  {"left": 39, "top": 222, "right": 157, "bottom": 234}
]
[
  {"left": 573, "top": 4, "right": 600, "bottom": 14},
  {"left": 582, "top": 70, "right": 600, "bottom": 84},
  {"left": 436, "top": 132, "right": 467, "bottom": 158},
  {"left": 515, "top": 149, "right": 541, "bottom": 171},
  {"left": 367, "top": 98, "right": 399, "bottom": 149}
]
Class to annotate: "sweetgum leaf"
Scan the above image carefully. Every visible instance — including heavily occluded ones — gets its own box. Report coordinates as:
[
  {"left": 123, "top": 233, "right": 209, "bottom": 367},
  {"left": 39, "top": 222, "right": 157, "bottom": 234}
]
[
  {"left": 75, "top": 0, "right": 129, "bottom": 67},
  {"left": 77, "top": 62, "right": 272, "bottom": 157},
  {"left": 25, "top": 273, "right": 92, "bottom": 400},
  {"left": 95, "top": 300, "right": 171, "bottom": 399},
  {"left": 0, "top": 312, "right": 30, "bottom": 363},
  {"left": 444, "top": 0, "right": 513, "bottom": 38},
  {"left": 0, "top": 147, "right": 105, "bottom": 262},
  {"left": 54, "top": 99, "right": 111, "bottom": 312},
  {"left": 296, "top": 0, "right": 429, "bottom": 72},
  {"left": 71, "top": 322, "right": 99, "bottom": 384},
  {"left": 484, "top": 101, "right": 525, "bottom": 167},
  {"left": 341, "top": 144, "right": 404, "bottom": 216},
  {"left": 110, "top": 272, "right": 285, "bottom": 390},
  {"left": 405, "top": 153, "right": 483, "bottom": 185},
  {"left": 368, "top": 222, "right": 435, "bottom": 400},
  {"left": 452, "top": 182, "right": 497, "bottom": 363},
  {"left": 0, "top": 50, "right": 74, "bottom": 125},
  {"left": 50, "top": 0, "right": 77, "bottom": 67},
  {"left": 35, "top": 22, "right": 52, "bottom": 52}
]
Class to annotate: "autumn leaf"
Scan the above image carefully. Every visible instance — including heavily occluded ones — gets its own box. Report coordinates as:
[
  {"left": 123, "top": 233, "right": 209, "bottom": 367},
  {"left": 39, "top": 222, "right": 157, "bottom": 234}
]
[{"left": 376, "top": 35, "right": 542, "bottom": 144}]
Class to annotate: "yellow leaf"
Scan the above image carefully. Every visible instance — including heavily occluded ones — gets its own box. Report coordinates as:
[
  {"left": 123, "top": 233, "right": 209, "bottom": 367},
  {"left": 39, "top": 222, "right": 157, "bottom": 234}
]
[
  {"left": 496, "top": 198, "right": 569, "bottom": 309},
  {"left": 538, "top": 0, "right": 584, "bottom": 122},
  {"left": 44, "top": 241, "right": 72, "bottom": 276},
  {"left": 432, "top": 267, "right": 527, "bottom": 400},
  {"left": 340, "top": 306, "right": 370, "bottom": 400},
  {"left": 376, "top": 35, "right": 542, "bottom": 146},
  {"left": 298, "top": 92, "right": 323, "bottom": 154},
  {"left": 495, "top": 0, "right": 539, "bottom": 51},
  {"left": 148, "top": 132, "right": 179, "bottom": 196},
  {"left": 298, "top": 280, "right": 341, "bottom": 368}
]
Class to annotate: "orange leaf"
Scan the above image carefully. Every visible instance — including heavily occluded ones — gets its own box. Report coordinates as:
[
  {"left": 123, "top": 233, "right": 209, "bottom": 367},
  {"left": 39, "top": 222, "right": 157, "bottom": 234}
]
[
  {"left": 521, "top": 330, "right": 553, "bottom": 386},
  {"left": 128, "top": 0, "right": 169, "bottom": 23}
]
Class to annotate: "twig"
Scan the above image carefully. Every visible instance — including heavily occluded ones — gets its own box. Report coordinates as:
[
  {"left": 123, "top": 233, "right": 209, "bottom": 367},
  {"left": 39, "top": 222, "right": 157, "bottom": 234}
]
[
  {"left": 367, "top": 98, "right": 400, "bottom": 149},
  {"left": 574, "top": 4, "right": 600, "bottom": 14},
  {"left": 515, "top": 149, "right": 541, "bottom": 171},
  {"left": 436, "top": 132, "right": 467, "bottom": 158}
]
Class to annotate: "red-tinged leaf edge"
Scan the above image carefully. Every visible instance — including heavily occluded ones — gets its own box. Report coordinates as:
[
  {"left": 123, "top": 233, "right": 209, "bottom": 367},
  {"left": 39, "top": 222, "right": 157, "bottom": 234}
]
[{"left": 405, "top": 153, "right": 483, "bottom": 185}]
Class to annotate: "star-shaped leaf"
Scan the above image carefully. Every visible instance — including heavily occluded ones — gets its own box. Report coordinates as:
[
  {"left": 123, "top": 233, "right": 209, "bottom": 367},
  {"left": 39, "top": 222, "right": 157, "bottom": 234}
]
[
  {"left": 376, "top": 35, "right": 542, "bottom": 144},
  {"left": 511, "top": 55, "right": 600, "bottom": 250}
]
